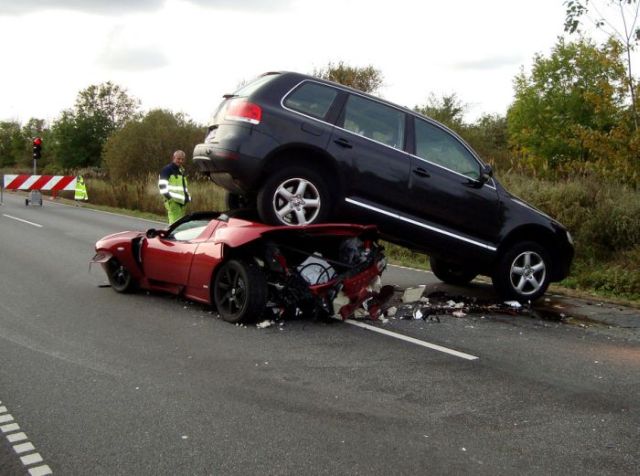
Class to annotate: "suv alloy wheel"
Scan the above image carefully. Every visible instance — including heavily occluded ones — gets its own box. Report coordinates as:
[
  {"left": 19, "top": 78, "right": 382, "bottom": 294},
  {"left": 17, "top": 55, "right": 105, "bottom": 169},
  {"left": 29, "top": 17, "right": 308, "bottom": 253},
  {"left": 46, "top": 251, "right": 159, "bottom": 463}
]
[
  {"left": 492, "top": 241, "right": 551, "bottom": 302},
  {"left": 257, "top": 166, "right": 331, "bottom": 226}
]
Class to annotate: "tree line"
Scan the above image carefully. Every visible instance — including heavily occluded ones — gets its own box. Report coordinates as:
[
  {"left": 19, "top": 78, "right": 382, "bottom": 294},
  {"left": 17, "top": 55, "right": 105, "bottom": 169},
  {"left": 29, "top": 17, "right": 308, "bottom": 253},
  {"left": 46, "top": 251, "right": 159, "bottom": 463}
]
[{"left": 1, "top": 1, "right": 639, "bottom": 186}]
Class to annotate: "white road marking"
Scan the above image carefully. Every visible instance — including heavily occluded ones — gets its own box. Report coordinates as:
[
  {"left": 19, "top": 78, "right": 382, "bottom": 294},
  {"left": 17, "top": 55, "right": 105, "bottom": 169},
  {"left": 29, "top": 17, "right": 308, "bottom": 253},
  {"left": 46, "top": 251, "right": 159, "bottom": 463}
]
[
  {"left": 345, "top": 319, "right": 479, "bottom": 361},
  {"left": 21, "top": 453, "right": 43, "bottom": 465},
  {"left": 29, "top": 465, "right": 53, "bottom": 476},
  {"left": 389, "top": 264, "right": 432, "bottom": 274},
  {"left": 0, "top": 400, "right": 52, "bottom": 473},
  {"left": 1, "top": 423, "right": 20, "bottom": 433},
  {"left": 0, "top": 413, "right": 14, "bottom": 423},
  {"left": 7, "top": 432, "right": 28, "bottom": 443},
  {"left": 2, "top": 214, "right": 43, "bottom": 228},
  {"left": 14, "top": 442, "right": 35, "bottom": 454}
]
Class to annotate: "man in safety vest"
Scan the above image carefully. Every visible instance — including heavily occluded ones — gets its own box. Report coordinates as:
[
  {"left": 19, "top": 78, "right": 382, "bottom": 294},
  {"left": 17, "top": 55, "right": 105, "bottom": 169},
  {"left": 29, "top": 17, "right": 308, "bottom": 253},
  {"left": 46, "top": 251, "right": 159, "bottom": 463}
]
[
  {"left": 158, "top": 150, "right": 191, "bottom": 224},
  {"left": 74, "top": 175, "right": 88, "bottom": 203}
]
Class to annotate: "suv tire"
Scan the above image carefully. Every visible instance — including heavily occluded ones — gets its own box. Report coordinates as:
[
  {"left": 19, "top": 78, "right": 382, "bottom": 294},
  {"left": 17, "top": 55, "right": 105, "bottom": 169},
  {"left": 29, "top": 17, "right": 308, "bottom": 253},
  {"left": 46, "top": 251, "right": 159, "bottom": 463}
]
[
  {"left": 492, "top": 241, "right": 551, "bottom": 302},
  {"left": 257, "top": 166, "right": 331, "bottom": 225},
  {"left": 430, "top": 256, "right": 478, "bottom": 286}
]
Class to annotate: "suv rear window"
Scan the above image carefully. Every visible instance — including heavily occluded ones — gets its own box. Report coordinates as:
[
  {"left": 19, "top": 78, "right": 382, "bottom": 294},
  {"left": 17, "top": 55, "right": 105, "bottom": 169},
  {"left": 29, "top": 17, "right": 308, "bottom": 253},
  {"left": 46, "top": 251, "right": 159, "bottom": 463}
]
[
  {"left": 283, "top": 82, "right": 338, "bottom": 120},
  {"left": 234, "top": 73, "right": 280, "bottom": 97}
]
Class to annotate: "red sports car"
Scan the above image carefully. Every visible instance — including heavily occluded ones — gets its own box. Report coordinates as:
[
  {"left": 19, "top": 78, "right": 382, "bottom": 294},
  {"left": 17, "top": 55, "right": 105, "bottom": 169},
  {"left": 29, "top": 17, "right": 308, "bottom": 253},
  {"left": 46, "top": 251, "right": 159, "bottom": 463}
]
[{"left": 92, "top": 211, "right": 388, "bottom": 323}]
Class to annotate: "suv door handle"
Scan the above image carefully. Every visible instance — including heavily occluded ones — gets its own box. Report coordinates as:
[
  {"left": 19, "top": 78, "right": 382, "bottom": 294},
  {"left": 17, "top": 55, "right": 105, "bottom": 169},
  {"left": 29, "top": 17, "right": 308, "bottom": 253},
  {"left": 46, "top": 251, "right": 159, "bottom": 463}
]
[
  {"left": 413, "top": 167, "right": 431, "bottom": 178},
  {"left": 334, "top": 138, "right": 353, "bottom": 149}
]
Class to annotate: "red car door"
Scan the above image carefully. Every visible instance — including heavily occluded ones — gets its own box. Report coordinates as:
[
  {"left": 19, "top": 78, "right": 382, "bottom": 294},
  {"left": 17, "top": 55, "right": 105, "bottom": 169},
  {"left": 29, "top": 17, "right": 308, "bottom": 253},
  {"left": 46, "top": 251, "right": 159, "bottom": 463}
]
[{"left": 141, "top": 219, "right": 220, "bottom": 286}]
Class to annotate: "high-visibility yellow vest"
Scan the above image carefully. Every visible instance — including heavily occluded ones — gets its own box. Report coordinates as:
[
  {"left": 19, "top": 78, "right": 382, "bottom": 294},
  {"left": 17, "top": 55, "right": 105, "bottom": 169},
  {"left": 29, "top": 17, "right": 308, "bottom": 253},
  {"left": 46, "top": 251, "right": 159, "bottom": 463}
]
[
  {"left": 158, "top": 163, "right": 190, "bottom": 205},
  {"left": 74, "top": 176, "right": 88, "bottom": 201}
]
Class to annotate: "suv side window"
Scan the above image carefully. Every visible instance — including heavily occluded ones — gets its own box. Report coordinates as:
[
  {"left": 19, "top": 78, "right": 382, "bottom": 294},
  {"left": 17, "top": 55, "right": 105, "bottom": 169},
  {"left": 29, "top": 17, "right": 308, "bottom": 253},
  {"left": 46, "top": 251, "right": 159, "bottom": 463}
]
[
  {"left": 343, "top": 95, "right": 405, "bottom": 150},
  {"left": 283, "top": 82, "right": 338, "bottom": 120},
  {"left": 414, "top": 119, "right": 480, "bottom": 179}
]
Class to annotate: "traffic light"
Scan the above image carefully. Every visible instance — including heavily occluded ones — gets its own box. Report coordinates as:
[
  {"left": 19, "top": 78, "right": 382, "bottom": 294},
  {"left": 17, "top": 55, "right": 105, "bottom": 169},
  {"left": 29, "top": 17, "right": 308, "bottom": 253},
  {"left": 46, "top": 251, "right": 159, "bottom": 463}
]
[{"left": 32, "top": 137, "right": 42, "bottom": 160}]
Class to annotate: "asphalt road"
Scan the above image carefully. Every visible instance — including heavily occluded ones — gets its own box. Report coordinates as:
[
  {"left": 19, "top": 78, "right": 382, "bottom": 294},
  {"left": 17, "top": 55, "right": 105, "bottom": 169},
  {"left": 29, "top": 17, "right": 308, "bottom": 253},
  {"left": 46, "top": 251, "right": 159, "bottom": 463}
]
[{"left": 0, "top": 193, "right": 639, "bottom": 475}]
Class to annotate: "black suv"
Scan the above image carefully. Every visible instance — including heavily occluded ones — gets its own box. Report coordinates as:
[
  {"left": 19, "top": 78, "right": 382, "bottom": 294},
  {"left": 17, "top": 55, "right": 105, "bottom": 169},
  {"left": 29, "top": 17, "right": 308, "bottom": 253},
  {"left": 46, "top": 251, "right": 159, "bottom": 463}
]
[{"left": 193, "top": 71, "right": 574, "bottom": 301}]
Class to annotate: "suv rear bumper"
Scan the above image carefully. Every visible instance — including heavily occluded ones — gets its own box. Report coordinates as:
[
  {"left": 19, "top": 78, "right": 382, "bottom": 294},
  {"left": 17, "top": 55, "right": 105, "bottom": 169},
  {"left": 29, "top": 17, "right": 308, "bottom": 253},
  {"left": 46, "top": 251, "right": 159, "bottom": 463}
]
[
  {"left": 193, "top": 125, "right": 280, "bottom": 193},
  {"left": 193, "top": 143, "right": 253, "bottom": 193}
]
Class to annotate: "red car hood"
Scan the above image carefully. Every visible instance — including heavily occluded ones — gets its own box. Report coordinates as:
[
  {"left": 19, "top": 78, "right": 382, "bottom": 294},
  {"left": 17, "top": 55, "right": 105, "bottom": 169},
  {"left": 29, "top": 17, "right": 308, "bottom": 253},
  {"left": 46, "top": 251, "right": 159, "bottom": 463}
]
[
  {"left": 95, "top": 230, "right": 144, "bottom": 249},
  {"left": 214, "top": 218, "right": 378, "bottom": 248}
]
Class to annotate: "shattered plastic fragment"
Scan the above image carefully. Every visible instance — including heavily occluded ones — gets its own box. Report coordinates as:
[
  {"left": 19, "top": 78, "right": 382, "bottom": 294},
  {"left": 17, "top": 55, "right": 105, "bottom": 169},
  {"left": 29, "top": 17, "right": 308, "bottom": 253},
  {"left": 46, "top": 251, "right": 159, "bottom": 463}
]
[
  {"left": 402, "top": 285, "right": 426, "bottom": 303},
  {"left": 353, "top": 308, "right": 369, "bottom": 318},
  {"left": 256, "top": 320, "right": 275, "bottom": 329},
  {"left": 370, "top": 275, "right": 383, "bottom": 293},
  {"left": 413, "top": 308, "right": 423, "bottom": 319},
  {"left": 332, "top": 291, "right": 351, "bottom": 318},
  {"left": 452, "top": 310, "right": 466, "bottom": 318},
  {"left": 385, "top": 306, "right": 397, "bottom": 317},
  {"left": 504, "top": 300, "right": 522, "bottom": 308}
]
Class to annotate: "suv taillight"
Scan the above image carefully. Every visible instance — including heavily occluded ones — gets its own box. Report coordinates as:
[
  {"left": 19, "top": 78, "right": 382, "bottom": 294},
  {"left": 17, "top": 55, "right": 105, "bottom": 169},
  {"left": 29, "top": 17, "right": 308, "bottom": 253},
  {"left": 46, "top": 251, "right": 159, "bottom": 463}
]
[{"left": 224, "top": 99, "right": 262, "bottom": 125}]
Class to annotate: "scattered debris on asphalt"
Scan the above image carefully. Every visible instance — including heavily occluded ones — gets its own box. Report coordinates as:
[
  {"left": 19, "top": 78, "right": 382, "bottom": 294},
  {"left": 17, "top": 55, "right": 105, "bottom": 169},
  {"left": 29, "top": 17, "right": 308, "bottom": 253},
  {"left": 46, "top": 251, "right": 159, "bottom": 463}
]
[{"left": 378, "top": 289, "right": 539, "bottom": 321}]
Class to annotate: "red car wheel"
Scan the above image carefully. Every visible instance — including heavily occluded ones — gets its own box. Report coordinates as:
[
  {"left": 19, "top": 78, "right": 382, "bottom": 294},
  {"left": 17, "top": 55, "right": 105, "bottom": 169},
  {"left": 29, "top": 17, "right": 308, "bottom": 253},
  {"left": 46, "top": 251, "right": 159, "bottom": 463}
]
[
  {"left": 213, "top": 259, "right": 267, "bottom": 323},
  {"left": 106, "top": 259, "right": 135, "bottom": 293}
]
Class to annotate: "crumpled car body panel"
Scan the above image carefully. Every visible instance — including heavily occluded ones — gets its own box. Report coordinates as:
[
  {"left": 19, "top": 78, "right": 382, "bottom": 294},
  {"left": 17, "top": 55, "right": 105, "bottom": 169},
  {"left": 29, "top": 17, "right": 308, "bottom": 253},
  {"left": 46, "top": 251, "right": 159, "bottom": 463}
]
[{"left": 92, "top": 211, "right": 386, "bottom": 321}]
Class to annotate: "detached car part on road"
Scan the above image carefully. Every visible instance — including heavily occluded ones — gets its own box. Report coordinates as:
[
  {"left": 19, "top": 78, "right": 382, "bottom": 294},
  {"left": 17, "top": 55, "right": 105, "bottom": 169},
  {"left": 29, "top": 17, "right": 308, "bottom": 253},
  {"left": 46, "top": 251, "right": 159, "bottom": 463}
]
[
  {"left": 193, "top": 71, "right": 574, "bottom": 302},
  {"left": 92, "top": 212, "right": 387, "bottom": 323}
]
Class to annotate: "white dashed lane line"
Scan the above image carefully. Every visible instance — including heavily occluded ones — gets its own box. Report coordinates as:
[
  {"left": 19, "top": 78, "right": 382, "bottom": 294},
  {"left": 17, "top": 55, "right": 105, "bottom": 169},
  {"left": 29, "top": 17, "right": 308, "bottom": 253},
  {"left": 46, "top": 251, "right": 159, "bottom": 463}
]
[
  {"left": 2, "top": 214, "right": 43, "bottom": 228},
  {"left": 345, "top": 320, "right": 480, "bottom": 361},
  {"left": 0, "top": 400, "right": 52, "bottom": 475}
]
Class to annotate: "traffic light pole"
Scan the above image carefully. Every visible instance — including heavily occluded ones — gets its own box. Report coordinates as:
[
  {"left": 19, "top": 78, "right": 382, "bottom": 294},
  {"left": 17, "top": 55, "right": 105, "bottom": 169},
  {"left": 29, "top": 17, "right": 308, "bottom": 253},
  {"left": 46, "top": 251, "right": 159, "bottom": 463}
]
[{"left": 28, "top": 137, "right": 43, "bottom": 206}]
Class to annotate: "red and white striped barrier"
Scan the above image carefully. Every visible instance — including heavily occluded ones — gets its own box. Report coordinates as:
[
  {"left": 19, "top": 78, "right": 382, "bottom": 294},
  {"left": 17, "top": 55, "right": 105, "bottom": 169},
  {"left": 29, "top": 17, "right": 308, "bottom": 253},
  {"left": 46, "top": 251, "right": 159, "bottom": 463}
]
[{"left": 3, "top": 174, "right": 77, "bottom": 191}]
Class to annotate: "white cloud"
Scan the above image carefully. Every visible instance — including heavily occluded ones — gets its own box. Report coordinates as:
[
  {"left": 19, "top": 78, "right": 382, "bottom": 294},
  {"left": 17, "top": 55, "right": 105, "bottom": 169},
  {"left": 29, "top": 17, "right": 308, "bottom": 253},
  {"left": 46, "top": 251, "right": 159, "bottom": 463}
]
[
  {"left": 0, "top": 0, "right": 163, "bottom": 15},
  {"left": 0, "top": 0, "right": 637, "bottom": 124},
  {"left": 98, "top": 26, "right": 168, "bottom": 71},
  {"left": 0, "top": 0, "right": 291, "bottom": 15}
]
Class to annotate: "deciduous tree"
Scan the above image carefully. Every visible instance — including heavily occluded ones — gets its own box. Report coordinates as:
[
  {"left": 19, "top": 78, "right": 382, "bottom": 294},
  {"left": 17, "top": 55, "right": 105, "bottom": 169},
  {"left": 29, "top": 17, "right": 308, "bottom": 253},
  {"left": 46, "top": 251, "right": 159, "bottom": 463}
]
[
  {"left": 564, "top": 0, "right": 640, "bottom": 128},
  {"left": 49, "top": 82, "right": 140, "bottom": 170},
  {"left": 313, "top": 61, "right": 384, "bottom": 94},
  {"left": 0, "top": 121, "right": 23, "bottom": 167},
  {"left": 507, "top": 37, "right": 627, "bottom": 168},
  {"left": 102, "top": 109, "right": 203, "bottom": 181},
  {"left": 414, "top": 93, "right": 467, "bottom": 131}
]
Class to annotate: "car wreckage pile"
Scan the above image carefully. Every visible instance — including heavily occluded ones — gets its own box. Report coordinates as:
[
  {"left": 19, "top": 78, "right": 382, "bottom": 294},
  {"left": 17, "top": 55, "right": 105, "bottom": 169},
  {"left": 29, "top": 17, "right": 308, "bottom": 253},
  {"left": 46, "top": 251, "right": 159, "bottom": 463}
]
[{"left": 229, "top": 227, "right": 392, "bottom": 322}]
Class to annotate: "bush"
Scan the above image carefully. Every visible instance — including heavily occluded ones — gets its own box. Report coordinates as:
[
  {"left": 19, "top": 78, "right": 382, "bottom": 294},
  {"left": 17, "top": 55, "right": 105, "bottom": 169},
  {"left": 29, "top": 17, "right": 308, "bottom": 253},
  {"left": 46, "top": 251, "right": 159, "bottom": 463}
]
[
  {"left": 102, "top": 109, "right": 203, "bottom": 181},
  {"left": 500, "top": 171, "right": 640, "bottom": 298}
]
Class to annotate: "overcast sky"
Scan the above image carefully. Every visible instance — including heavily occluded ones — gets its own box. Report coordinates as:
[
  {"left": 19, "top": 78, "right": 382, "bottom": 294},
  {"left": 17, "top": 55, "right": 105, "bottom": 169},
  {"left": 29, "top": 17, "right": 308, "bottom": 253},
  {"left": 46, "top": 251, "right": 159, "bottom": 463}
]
[{"left": 0, "top": 0, "right": 631, "bottom": 125}]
